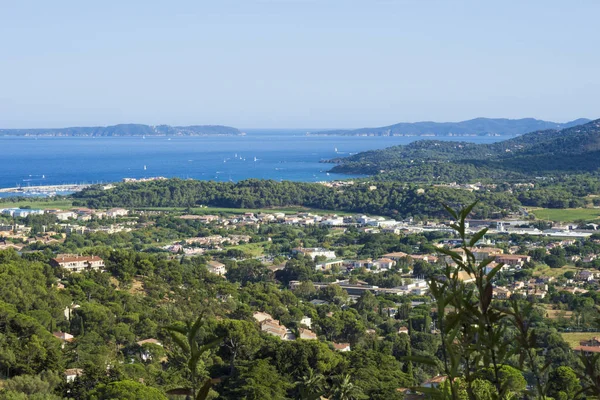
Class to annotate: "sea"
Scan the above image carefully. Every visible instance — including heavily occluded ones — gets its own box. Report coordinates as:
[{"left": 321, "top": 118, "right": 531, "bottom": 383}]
[{"left": 0, "top": 130, "right": 503, "bottom": 197}]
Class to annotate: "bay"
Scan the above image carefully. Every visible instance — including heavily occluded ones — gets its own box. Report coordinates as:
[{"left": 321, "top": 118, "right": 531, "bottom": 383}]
[{"left": 0, "top": 129, "right": 503, "bottom": 193}]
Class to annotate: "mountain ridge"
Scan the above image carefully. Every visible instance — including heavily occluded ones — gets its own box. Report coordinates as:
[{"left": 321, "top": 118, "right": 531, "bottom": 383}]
[
  {"left": 327, "top": 118, "right": 600, "bottom": 180},
  {"left": 311, "top": 117, "right": 590, "bottom": 137},
  {"left": 0, "top": 123, "right": 243, "bottom": 137}
]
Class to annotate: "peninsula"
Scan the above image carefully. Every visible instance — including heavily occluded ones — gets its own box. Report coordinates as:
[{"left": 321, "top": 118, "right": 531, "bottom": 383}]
[{"left": 0, "top": 123, "right": 244, "bottom": 137}]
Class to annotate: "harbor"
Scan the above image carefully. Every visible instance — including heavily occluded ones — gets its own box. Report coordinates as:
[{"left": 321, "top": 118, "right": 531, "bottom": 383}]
[{"left": 0, "top": 183, "right": 90, "bottom": 196}]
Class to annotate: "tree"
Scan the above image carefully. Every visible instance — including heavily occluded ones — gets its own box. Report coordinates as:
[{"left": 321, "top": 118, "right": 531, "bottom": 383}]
[
  {"left": 329, "top": 374, "right": 366, "bottom": 400},
  {"left": 547, "top": 366, "right": 582, "bottom": 400},
  {"left": 217, "top": 319, "right": 261, "bottom": 375},
  {"left": 228, "top": 359, "right": 291, "bottom": 400},
  {"left": 320, "top": 284, "right": 348, "bottom": 305},
  {"left": 164, "top": 315, "right": 221, "bottom": 400},
  {"left": 295, "top": 367, "right": 327, "bottom": 400},
  {"left": 89, "top": 380, "right": 167, "bottom": 400}
]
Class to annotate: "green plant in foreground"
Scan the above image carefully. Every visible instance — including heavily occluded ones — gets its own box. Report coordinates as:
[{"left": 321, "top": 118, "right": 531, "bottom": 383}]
[
  {"left": 409, "top": 202, "right": 540, "bottom": 400},
  {"left": 164, "top": 314, "right": 221, "bottom": 400}
]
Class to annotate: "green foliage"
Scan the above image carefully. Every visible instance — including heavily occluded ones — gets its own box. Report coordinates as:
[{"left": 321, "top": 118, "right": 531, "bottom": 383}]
[
  {"left": 72, "top": 178, "right": 520, "bottom": 219},
  {"left": 89, "top": 379, "right": 168, "bottom": 400},
  {"left": 331, "top": 119, "right": 600, "bottom": 182}
]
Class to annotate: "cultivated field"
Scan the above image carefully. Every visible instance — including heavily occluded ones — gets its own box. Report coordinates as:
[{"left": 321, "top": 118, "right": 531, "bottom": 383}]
[{"left": 530, "top": 207, "right": 600, "bottom": 222}]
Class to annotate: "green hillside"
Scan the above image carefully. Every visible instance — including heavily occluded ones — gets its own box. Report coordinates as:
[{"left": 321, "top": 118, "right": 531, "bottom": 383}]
[{"left": 328, "top": 119, "right": 600, "bottom": 181}]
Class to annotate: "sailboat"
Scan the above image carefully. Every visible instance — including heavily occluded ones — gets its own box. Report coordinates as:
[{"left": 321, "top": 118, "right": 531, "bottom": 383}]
[{"left": 144, "top": 165, "right": 147, "bottom": 171}]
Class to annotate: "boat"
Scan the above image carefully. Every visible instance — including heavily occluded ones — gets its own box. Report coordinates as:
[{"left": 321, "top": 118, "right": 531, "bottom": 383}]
[{"left": 144, "top": 165, "right": 147, "bottom": 170}]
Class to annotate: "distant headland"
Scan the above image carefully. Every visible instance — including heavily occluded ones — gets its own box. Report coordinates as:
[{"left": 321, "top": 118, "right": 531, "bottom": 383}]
[
  {"left": 308, "top": 117, "right": 590, "bottom": 137},
  {"left": 0, "top": 123, "right": 244, "bottom": 137}
]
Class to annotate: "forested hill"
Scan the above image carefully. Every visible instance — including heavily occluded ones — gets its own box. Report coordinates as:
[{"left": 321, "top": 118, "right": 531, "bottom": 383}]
[
  {"left": 72, "top": 178, "right": 522, "bottom": 219},
  {"left": 0, "top": 124, "right": 243, "bottom": 137},
  {"left": 311, "top": 117, "right": 590, "bottom": 136},
  {"left": 327, "top": 118, "right": 600, "bottom": 181}
]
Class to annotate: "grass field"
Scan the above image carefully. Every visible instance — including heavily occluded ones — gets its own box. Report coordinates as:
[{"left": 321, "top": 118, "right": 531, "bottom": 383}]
[
  {"left": 533, "top": 264, "right": 579, "bottom": 278},
  {"left": 227, "top": 242, "right": 268, "bottom": 257},
  {"left": 542, "top": 305, "right": 573, "bottom": 321},
  {"left": 0, "top": 199, "right": 73, "bottom": 210},
  {"left": 529, "top": 207, "right": 600, "bottom": 222},
  {"left": 561, "top": 332, "right": 600, "bottom": 348}
]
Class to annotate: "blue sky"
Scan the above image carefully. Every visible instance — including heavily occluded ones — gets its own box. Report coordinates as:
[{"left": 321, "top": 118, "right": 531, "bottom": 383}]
[{"left": 0, "top": 0, "right": 598, "bottom": 129}]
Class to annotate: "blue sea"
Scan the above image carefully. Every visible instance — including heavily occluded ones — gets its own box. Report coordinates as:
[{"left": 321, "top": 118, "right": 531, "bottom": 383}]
[{"left": 0, "top": 130, "right": 503, "bottom": 195}]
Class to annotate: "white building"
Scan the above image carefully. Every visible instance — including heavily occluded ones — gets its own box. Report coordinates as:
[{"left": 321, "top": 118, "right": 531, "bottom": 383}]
[
  {"left": 292, "top": 247, "right": 336, "bottom": 260},
  {"left": 207, "top": 260, "right": 227, "bottom": 276},
  {"left": 52, "top": 255, "right": 105, "bottom": 273}
]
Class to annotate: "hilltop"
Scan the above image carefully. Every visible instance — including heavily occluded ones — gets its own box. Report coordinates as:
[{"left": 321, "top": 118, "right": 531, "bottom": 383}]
[
  {"left": 311, "top": 117, "right": 590, "bottom": 137},
  {"left": 327, "top": 118, "right": 600, "bottom": 181},
  {"left": 0, "top": 123, "right": 243, "bottom": 137}
]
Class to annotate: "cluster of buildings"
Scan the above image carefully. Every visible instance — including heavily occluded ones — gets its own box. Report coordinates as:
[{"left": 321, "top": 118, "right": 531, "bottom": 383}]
[
  {"left": 251, "top": 311, "right": 349, "bottom": 350},
  {"left": 1, "top": 208, "right": 45, "bottom": 217}
]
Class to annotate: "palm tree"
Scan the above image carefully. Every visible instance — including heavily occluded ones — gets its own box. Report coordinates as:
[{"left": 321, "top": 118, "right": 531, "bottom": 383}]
[
  {"left": 296, "top": 368, "right": 326, "bottom": 400},
  {"left": 329, "top": 374, "right": 365, "bottom": 400},
  {"left": 164, "top": 314, "right": 221, "bottom": 400}
]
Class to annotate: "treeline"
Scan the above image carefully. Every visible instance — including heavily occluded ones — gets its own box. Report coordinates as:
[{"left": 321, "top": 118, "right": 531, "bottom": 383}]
[{"left": 72, "top": 179, "right": 520, "bottom": 219}]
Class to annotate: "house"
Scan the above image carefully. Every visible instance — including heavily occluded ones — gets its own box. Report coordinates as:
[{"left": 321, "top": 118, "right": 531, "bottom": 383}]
[
  {"left": 300, "top": 316, "right": 312, "bottom": 329},
  {"left": 573, "top": 338, "right": 600, "bottom": 354},
  {"left": 399, "top": 279, "right": 429, "bottom": 295},
  {"left": 64, "top": 368, "right": 84, "bottom": 383},
  {"left": 106, "top": 208, "right": 129, "bottom": 218},
  {"left": 298, "top": 328, "right": 317, "bottom": 340},
  {"left": 495, "top": 254, "right": 531, "bottom": 267},
  {"left": 137, "top": 338, "right": 163, "bottom": 362},
  {"left": 398, "top": 326, "right": 409, "bottom": 335},
  {"left": 454, "top": 271, "right": 476, "bottom": 284},
  {"left": 207, "top": 260, "right": 226, "bottom": 276},
  {"left": 577, "top": 270, "right": 597, "bottom": 281},
  {"left": 349, "top": 259, "right": 373, "bottom": 270},
  {"left": 292, "top": 247, "right": 336, "bottom": 260},
  {"left": 332, "top": 342, "right": 351, "bottom": 352},
  {"left": 422, "top": 375, "right": 448, "bottom": 389},
  {"left": 315, "top": 259, "right": 344, "bottom": 271},
  {"left": 253, "top": 312, "right": 274, "bottom": 323},
  {"left": 373, "top": 258, "right": 395, "bottom": 270},
  {"left": 471, "top": 247, "right": 504, "bottom": 261},
  {"left": 53, "top": 331, "right": 74, "bottom": 342},
  {"left": 382, "top": 252, "right": 409, "bottom": 261},
  {"left": 260, "top": 319, "right": 290, "bottom": 340},
  {"left": 53, "top": 331, "right": 74, "bottom": 348},
  {"left": 51, "top": 255, "right": 105, "bottom": 273},
  {"left": 64, "top": 225, "right": 87, "bottom": 235},
  {"left": 493, "top": 287, "right": 512, "bottom": 300},
  {"left": 52, "top": 211, "right": 78, "bottom": 221},
  {"left": 410, "top": 254, "right": 438, "bottom": 264},
  {"left": 1, "top": 208, "right": 44, "bottom": 217},
  {"left": 381, "top": 307, "right": 398, "bottom": 318},
  {"left": 320, "top": 217, "right": 344, "bottom": 226}
]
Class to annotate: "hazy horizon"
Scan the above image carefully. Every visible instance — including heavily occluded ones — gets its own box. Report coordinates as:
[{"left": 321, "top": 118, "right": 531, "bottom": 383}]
[
  {"left": 0, "top": 116, "right": 595, "bottom": 132},
  {"left": 2, "top": 0, "right": 599, "bottom": 129}
]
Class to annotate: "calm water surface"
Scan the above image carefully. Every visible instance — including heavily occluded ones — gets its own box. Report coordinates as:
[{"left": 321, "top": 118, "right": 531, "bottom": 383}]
[{"left": 0, "top": 130, "right": 503, "bottom": 192}]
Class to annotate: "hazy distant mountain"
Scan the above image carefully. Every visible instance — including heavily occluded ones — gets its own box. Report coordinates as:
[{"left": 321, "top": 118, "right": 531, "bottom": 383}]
[
  {"left": 327, "top": 118, "right": 600, "bottom": 179},
  {"left": 311, "top": 117, "right": 591, "bottom": 137},
  {"left": 0, "top": 124, "right": 243, "bottom": 137}
]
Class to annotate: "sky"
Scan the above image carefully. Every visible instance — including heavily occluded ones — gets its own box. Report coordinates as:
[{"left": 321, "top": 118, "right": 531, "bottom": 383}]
[{"left": 0, "top": 0, "right": 598, "bottom": 129}]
